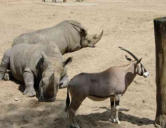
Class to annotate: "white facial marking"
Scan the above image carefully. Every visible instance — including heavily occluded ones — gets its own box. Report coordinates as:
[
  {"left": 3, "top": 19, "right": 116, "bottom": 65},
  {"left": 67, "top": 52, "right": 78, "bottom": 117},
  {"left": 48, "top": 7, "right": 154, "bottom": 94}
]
[{"left": 143, "top": 72, "right": 149, "bottom": 77}]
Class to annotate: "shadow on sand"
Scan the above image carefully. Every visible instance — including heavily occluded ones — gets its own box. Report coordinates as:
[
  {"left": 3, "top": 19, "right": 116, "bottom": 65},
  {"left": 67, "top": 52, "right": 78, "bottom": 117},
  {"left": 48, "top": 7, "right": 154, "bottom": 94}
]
[
  {"left": 0, "top": 100, "right": 154, "bottom": 128},
  {"left": 55, "top": 106, "right": 154, "bottom": 128}
]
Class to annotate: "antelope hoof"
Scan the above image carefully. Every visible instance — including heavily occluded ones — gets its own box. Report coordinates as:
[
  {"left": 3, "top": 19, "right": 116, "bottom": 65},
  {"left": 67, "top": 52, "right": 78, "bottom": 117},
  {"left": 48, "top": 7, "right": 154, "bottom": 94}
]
[
  {"left": 117, "top": 120, "right": 121, "bottom": 124},
  {"left": 155, "top": 123, "right": 162, "bottom": 128},
  {"left": 113, "top": 119, "right": 120, "bottom": 124},
  {"left": 110, "top": 118, "right": 120, "bottom": 124}
]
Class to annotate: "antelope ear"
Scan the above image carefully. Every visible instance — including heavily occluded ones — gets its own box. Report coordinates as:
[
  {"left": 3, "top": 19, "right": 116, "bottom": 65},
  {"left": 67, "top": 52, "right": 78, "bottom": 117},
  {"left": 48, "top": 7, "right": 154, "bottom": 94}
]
[
  {"left": 125, "top": 55, "right": 132, "bottom": 61},
  {"left": 136, "top": 58, "right": 142, "bottom": 64}
]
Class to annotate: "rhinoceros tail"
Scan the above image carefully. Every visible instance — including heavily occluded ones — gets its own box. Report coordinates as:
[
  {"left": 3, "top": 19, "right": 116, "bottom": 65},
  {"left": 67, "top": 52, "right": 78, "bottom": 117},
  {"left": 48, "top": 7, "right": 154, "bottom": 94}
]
[{"left": 65, "top": 87, "right": 70, "bottom": 112}]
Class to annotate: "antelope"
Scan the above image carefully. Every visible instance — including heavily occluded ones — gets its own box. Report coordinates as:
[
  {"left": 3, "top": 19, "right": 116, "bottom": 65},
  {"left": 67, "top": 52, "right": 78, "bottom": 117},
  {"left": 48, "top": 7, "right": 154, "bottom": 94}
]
[{"left": 65, "top": 47, "right": 149, "bottom": 128}]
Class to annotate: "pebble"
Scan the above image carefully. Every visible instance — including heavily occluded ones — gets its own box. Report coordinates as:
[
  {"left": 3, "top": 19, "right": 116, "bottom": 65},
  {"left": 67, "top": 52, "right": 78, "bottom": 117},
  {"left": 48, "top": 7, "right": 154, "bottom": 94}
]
[{"left": 14, "top": 98, "right": 19, "bottom": 101}]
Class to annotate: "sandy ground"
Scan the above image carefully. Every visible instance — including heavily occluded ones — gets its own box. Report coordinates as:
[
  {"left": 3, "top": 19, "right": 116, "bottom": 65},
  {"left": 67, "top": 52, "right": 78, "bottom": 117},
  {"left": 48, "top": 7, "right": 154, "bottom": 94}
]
[{"left": 0, "top": 0, "right": 166, "bottom": 128}]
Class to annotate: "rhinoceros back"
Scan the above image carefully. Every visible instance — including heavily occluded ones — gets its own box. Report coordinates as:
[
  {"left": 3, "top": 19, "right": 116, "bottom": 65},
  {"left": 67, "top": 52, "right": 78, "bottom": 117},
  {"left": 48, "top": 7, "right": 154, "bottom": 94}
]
[{"left": 12, "top": 20, "right": 87, "bottom": 54}]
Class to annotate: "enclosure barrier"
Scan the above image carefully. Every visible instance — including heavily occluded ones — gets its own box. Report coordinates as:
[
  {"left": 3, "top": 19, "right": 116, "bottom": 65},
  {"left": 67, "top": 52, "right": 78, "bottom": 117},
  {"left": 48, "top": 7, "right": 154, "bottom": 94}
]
[{"left": 154, "top": 17, "right": 166, "bottom": 128}]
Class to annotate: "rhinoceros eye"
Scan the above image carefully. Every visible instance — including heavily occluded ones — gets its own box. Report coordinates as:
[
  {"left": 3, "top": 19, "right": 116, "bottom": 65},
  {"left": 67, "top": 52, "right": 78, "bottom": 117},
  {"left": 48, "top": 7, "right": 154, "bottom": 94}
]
[
  {"left": 40, "top": 80, "right": 44, "bottom": 87},
  {"left": 93, "top": 36, "right": 97, "bottom": 39},
  {"left": 88, "top": 40, "right": 91, "bottom": 44}
]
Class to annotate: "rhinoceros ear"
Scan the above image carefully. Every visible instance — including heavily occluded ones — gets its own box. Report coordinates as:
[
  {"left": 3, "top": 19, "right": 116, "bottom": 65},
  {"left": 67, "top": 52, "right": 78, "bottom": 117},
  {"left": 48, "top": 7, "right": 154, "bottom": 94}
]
[
  {"left": 69, "top": 20, "right": 87, "bottom": 37},
  {"left": 39, "top": 52, "right": 49, "bottom": 70},
  {"left": 63, "top": 57, "right": 72, "bottom": 67}
]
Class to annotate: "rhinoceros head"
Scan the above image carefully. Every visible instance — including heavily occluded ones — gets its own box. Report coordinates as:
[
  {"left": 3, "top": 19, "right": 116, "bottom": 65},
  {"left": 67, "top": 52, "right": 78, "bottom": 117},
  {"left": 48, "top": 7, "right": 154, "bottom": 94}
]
[
  {"left": 39, "top": 72, "right": 57, "bottom": 102},
  {"left": 81, "top": 30, "right": 103, "bottom": 48},
  {"left": 38, "top": 53, "right": 72, "bottom": 102}
]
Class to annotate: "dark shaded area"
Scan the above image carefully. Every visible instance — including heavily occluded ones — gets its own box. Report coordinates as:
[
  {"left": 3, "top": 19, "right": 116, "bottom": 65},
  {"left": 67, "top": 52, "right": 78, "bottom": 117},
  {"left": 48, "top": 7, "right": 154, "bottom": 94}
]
[
  {"left": 0, "top": 102, "right": 67, "bottom": 128},
  {"left": 0, "top": 101, "right": 154, "bottom": 128},
  {"left": 99, "top": 107, "right": 154, "bottom": 126},
  {"left": 4, "top": 69, "right": 41, "bottom": 100},
  {"left": 119, "top": 112, "right": 154, "bottom": 126}
]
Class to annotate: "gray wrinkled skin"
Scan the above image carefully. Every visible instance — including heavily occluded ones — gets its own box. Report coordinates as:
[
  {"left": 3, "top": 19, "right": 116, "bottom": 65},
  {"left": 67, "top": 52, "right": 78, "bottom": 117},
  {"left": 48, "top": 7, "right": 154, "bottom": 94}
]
[
  {"left": 12, "top": 20, "right": 103, "bottom": 54},
  {"left": 0, "top": 42, "right": 71, "bottom": 101}
]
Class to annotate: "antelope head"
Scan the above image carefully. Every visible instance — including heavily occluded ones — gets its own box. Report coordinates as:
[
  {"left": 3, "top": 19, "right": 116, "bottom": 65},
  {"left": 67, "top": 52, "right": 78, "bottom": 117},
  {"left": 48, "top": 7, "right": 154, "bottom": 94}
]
[{"left": 119, "top": 46, "right": 149, "bottom": 78}]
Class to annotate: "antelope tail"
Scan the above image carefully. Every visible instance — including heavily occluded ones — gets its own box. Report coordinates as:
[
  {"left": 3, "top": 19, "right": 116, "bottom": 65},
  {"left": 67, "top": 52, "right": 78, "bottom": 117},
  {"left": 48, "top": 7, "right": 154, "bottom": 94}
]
[{"left": 65, "top": 86, "right": 70, "bottom": 112}]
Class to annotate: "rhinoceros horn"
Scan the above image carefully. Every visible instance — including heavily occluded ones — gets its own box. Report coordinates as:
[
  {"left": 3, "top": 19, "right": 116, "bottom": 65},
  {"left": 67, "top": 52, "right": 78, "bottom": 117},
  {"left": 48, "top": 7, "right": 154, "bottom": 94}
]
[
  {"left": 81, "top": 30, "right": 103, "bottom": 47},
  {"left": 92, "top": 30, "right": 103, "bottom": 44},
  {"left": 89, "top": 30, "right": 103, "bottom": 45}
]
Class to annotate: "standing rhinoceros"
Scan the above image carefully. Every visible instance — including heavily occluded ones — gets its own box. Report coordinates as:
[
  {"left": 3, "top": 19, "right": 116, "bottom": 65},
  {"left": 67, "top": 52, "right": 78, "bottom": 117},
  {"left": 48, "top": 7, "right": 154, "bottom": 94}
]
[
  {"left": 12, "top": 20, "right": 103, "bottom": 54},
  {"left": 0, "top": 42, "right": 72, "bottom": 102}
]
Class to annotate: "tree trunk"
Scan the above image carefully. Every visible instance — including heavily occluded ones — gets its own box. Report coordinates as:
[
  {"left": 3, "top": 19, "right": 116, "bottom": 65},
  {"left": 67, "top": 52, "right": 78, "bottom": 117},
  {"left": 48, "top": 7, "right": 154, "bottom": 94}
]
[{"left": 154, "top": 17, "right": 166, "bottom": 128}]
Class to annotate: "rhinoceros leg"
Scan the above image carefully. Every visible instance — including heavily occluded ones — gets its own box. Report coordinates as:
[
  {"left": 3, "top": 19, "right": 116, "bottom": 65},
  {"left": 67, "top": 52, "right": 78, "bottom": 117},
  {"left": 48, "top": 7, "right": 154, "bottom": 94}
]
[
  {"left": 59, "top": 75, "right": 69, "bottom": 89},
  {"left": 3, "top": 71, "right": 10, "bottom": 81},
  {"left": 23, "top": 68, "right": 36, "bottom": 97},
  {"left": 0, "top": 49, "right": 10, "bottom": 80}
]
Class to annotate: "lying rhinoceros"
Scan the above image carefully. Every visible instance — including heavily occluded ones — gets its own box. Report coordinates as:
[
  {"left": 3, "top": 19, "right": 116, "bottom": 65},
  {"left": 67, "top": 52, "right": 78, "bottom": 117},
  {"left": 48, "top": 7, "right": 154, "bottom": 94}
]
[
  {"left": 12, "top": 20, "right": 103, "bottom": 54},
  {"left": 0, "top": 42, "right": 72, "bottom": 102}
]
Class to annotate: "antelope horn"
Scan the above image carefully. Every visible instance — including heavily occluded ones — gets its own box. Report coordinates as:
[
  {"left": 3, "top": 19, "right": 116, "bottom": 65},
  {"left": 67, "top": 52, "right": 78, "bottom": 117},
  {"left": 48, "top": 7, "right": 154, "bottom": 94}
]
[{"left": 119, "top": 46, "right": 139, "bottom": 60}]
